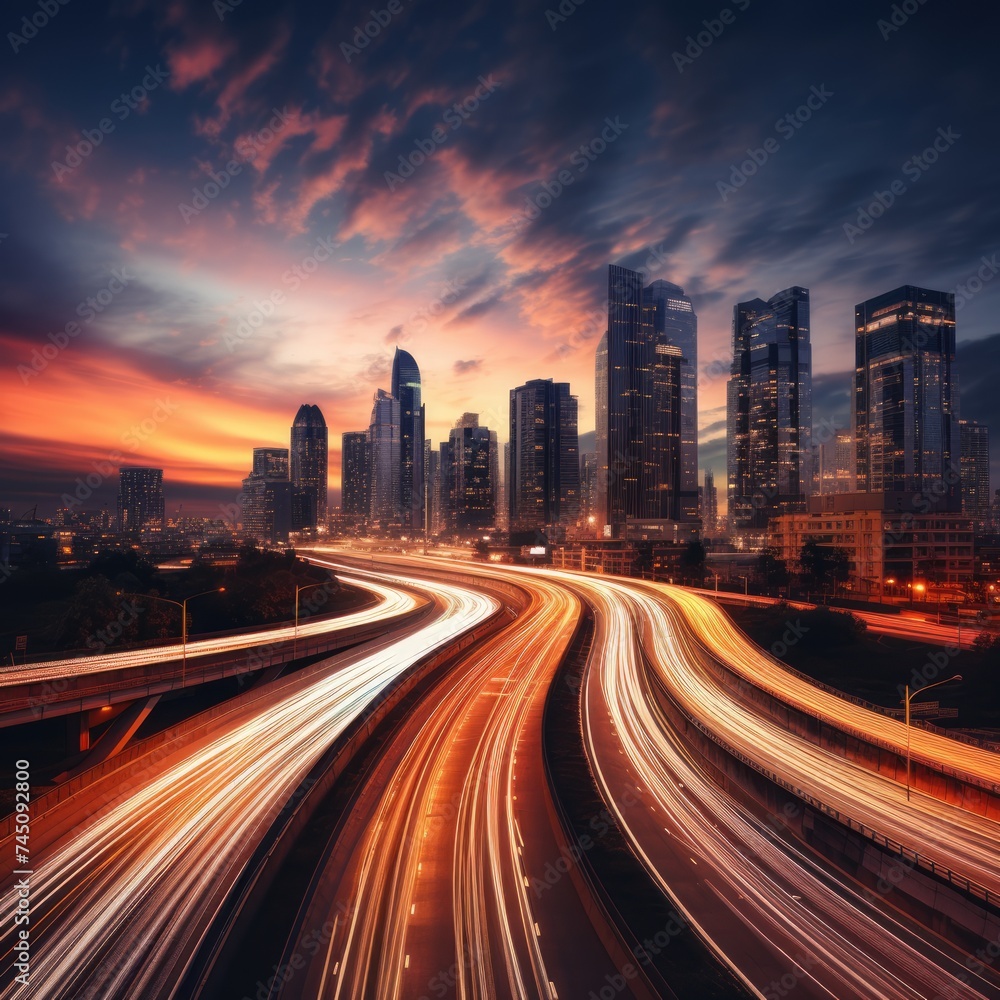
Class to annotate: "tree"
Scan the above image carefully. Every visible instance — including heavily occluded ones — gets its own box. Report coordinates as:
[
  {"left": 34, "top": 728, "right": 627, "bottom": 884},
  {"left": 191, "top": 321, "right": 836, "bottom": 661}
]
[
  {"left": 799, "top": 540, "right": 850, "bottom": 591},
  {"left": 680, "top": 541, "right": 707, "bottom": 583},
  {"left": 756, "top": 548, "right": 789, "bottom": 589}
]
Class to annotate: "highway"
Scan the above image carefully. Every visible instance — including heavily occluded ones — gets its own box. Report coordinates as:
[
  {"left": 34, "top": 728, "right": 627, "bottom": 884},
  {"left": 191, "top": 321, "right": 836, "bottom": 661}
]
[
  {"left": 280, "top": 562, "right": 632, "bottom": 1000},
  {"left": 566, "top": 571, "right": 1000, "bottom": 999},
  {"left": 0, "top": 574, "right": 414, "bottom": 689},
  {"left": 688, "top": 586, "right": 981, "bottom": 649},
  {"left": 0, "top": 572, "right": 496, "bottom": 1000}
]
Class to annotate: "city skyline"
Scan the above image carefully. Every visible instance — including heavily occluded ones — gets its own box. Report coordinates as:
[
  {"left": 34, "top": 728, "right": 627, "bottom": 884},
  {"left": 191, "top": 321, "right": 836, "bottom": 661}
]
[{"left": 4, "top": 1, "right": 1000, "bottom": 516}]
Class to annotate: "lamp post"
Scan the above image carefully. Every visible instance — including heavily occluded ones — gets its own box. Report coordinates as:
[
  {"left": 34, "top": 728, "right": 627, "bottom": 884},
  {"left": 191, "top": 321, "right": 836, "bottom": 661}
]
[
  {"left": 139, "top": 588, "right": 225, "bottom": 688},
  {"left": 294, "top": 581, "right": 330, "bottom": 659},
  {"left": 902, "top": 673, "right": 961, "bottom": 801}
]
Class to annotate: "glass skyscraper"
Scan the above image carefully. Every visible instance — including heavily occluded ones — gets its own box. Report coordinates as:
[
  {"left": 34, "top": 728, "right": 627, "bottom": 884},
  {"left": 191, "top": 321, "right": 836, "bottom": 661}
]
[
  {"left": 117, "top": 466, "right": 165, "bottom": 534},
  {"left": 959, "top": 419, "right": 990, "bottom": 528},
  {"left": 727, "top": 286, "right": 812, "bottom": 531},
  {"left": 644, "top": 280, "right": 699, "bottom": 520},
  {"left": 853, "top": 286, "right": 958, "bottom": 497},
  {"left": 341, "top": 431, "right": 370, "bottom": 518},
  {"left": 391, "top": 347, "right": 425, "bottom": 531},
  {"left": 596, "top": 264, "right": 698, "bottom": 534},
  {"left": 508, "top": 379, "right": 580, "bottom": 530},
  {"left": 290, "top": 404, "right": 328, "bottom": 529},
  {"left": 368, "top": 390, "right": 401, "bottom": 523},
  {"left": 853, "top": 285, "right": 959, "bottom": 497}
]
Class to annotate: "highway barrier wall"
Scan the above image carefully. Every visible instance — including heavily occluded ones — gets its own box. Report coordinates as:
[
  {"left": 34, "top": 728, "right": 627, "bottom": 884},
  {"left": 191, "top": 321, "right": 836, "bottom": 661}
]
[
  {"left": 540, "top": 608, "right": 753, "bottom": 1000},
  {"left": 0, "top": 598, "right": 435, "bottom": 847},
  {"left": 0, "top": 600, "right": 427, "bottom": 729},
  {"left": 678, "top": 609, "right": 1000, "bottom": 820},
  {"left": 642, "top": 644, "right": 1000, "bottom": 951},
  {"left": 188, "top": 575, "right": 524, "bottom": 1000}
]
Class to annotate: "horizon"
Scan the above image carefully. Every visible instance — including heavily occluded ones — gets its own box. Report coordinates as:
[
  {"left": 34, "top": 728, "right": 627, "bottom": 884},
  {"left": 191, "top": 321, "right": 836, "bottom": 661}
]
[{"left": 3, "top": 0, "right": 1000, "bottom": 517}]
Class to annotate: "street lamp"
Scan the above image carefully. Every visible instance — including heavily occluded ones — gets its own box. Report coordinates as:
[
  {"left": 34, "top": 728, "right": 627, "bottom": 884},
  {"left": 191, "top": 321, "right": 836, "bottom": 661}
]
[
  {"left": 901, "top": 673, "right": 961, "bottom": 801},
  {"left": 138, "top": 588, "right": 225, "bottom": 687},
  {"left": 294, "top": 581, "right": 330, "bottom": 659}
]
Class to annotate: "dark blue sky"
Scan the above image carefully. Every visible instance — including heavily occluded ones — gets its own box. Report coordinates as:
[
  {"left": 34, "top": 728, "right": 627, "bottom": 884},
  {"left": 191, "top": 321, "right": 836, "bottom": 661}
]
[{"left": 1, "top": 0, "right": 998, "bottom": 513}]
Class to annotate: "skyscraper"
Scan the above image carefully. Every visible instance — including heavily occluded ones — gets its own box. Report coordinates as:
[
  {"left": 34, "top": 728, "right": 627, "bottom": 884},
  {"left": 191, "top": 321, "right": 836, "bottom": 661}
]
[
  {"left": 645, "top": 280, "right": 699, "bottom": 519},
  {"left": 368, "top": 390, "right": 401, "bottom": 523},
  {"left": 853, "top": 286, "right": 958, "bottom": 496},
  {"left": 648, "top": 342, "right": 683, "bottom": 520},
  {"left": 341, "top": 432, "right": 370, "bottom": 518},
  {"left": 818, "top": 431, "right": 855, "bottom": 495},
  {"left": 595, "top": 331, "right": 609, "bottom": 529},
  {"left": 603, "top": 264, "right": 650, "bottom": 532},
  {"left": 727, "top": 286, "right": 812, "bottom": 531},
  {"left": 391, "top": 347, "right": 425, "bottom": 530},
  {"left": 441, "top": 413, "right": 496, "bottom": 532},
  {"left": 959, "top": 419, "right": 990, "bottom": 528},
  {"left": 702, "top": 468, "right": 718, "bottom": 536},
  {"left": 596, "top": 265, "right": 698, "bottom": 535},
  {"left": 252, "top": 447, "right": 289, "bottom": 479},
  {"left": 117, "top": 467, "right": 165, "bottom": 534},
  {"left": 290, "top": 404, "right": 328, "bottom": 529},
  {"left": 508, "top": 379, "right": 580, "bottom": 530}
]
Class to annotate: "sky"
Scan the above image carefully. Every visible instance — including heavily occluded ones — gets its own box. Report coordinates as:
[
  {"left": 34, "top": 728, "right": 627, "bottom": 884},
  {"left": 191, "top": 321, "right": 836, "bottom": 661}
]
[{"left": 2, "top": 0, "right": 999, "bottom": 518}]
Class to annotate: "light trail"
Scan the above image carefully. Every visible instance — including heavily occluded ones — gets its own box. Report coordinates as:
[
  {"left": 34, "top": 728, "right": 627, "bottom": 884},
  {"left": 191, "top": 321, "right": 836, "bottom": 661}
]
[
  {"left": 560, "top": 570, "right": 1000, "bottom": 999},
  {"left": 0, "top": 574, "right": 416, "bottom": 689},
  {"left": 0, "top": 572, "right": 496, "bottom": 1000},
  {"left": 283, "top": 567, "right": 616, "bottom": 1000}
]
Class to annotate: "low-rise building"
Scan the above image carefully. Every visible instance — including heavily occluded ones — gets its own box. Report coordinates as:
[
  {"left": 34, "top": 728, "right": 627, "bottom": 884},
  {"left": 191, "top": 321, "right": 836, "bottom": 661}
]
[{"left": 771, "top": 491, "right": 974, "bottom": 596}]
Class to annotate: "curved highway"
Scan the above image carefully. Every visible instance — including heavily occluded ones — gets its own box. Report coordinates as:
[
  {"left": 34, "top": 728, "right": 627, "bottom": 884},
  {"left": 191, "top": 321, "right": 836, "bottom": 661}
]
[{"left": 0, "top": 573, "right": 495, "bottom": 1000}]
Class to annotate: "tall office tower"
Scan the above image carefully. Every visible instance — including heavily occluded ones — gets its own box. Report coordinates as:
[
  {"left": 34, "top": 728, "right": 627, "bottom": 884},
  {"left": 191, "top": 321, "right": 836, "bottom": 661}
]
[
  {"left": 603, "top": 265, "right": 651, "bottom": 533},
  {"left": 341, "top": 432, "right": 370, "bottom": 518},
  {"left": 368, "top": 390, "right": 401, "bottom": 523},
  {"left": 580, "top": 453, "right": 597, "bottom": 521},
  {"left": 508, "top": 379, "right": 580, "bottom": 530},
  {"left": 241, "top": 475, "right": 293, "bottom": 543},
  {"left": 290, "top": 404, "right": 329, "bottom": 529},
  {"left": 391, "top": 347, "right": 425, "bottom": 530},
  {"left": 854, "top": 286, "right": 958, "bottom": 496},
  {"left": 645, "top": 280, "right": 699, "bottom": 519},
  {"left": 595, "top": 331, "right": 609, "bottom": 528},
  {"left": 648, "top": 342, "right": 684, "bottom": 519},
  {"left": 441, "top": 413, "right": 495, "bottom": 532},
  {"left": 959, "top": 419, "right": 990, "bottom": 528},
  {"left": 117, "top": 467, "right": 165, "bottom": 534},
  {"left": 818, "top": 431, "right": 855, "bottom": 495},
  {"left": 702, "top": 468, "right": 718, "bottom": 536},
  {"left": 252, "top": 447, "right": 289, "bottom": 479},
  {"left": 425, "top": 444, "right": 441, "bottom": 535},
  {"left": 727, "top": 286, "right": 812, "bottom": 531}
]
